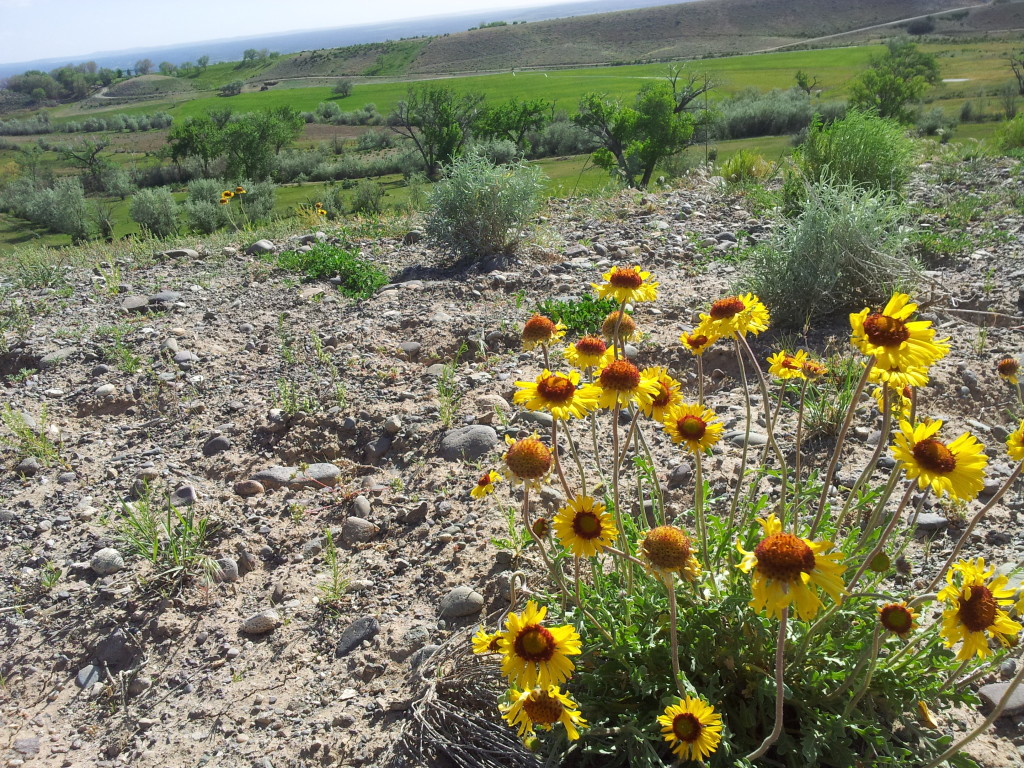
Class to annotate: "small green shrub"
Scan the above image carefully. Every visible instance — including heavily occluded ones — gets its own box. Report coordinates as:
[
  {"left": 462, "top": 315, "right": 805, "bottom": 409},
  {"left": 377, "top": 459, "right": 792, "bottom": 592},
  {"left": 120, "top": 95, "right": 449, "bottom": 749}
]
[
  {"left": 234, "top": 179, "right": 275, "bottom": 222},
  {"left": 798, "top": 110, "right": 914, "bottom": 194},
  {"left": 0, "top": 404, "right": 60, "bottom": 465},
  {"left": 350, "top": 179, "right": 385, "bottom": 215},
  {"left": 275, "top": 243, "right": 389, "bottom": 299},
  {"left": 719, "top": 150, "right": 771, "bottom": 183},
  {"left": 535, "top": 294, "right": 619, "bottom": 335},
  {"left": 130, "top": 187, "right": 178, "bottom": 238},
  {"left": 996, "top": 113, "right": 1024, "bottom": 151},
  {"left": 743, "top": 181, "right": 918, "bottom": 329},
  {"left": 426, "top": 153, "right": 544, "bottom": 258}
]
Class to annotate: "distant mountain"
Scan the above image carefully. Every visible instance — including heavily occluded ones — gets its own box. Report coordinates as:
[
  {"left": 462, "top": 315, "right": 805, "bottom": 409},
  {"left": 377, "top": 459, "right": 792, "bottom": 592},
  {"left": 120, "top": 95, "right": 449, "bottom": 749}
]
[{"left": 0, "top": 0, "right": 679, "bottom": 79}]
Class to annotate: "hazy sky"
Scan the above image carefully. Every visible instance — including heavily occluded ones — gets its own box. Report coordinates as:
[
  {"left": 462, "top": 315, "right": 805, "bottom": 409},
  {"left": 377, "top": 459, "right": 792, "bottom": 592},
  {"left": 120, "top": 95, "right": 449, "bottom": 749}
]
[{"left": 0, "top": 0, "right": 587, "bottom": 64}]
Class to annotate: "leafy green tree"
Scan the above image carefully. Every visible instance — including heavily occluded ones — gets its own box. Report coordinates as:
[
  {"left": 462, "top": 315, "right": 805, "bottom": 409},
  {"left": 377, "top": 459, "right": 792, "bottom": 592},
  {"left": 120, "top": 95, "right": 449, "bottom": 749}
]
[
  {"left": 135, "top": 58, "right": 153, "bottom": 76},
  {"left": 795, "top": 70, "right": 819, "bottom": 95},
  {"left": 158, "top": 61, "right": 177, "bottom": 75},
  {"left": 333, "top": 79, "right": 353, "bottom": 98},
  {"left": 168, "top": 116, "right": 223, "bottom": 175},
  {"left": 574, "top": 82, "right": 694, "bottom": 189},
  {"left": 390, "top": 85, "right": 484, "bottom": 179},
  {"left": 197, "top": 55, "right": 210, "bottom": 70},
  {"left": 55, "top": 138, "right": 111, "bottom": 191},
  {"left": 476, "top": 97, "right": 552, "bottom": 152},
  {"left": 221, "top": 110, "right": 302, "bottom": 180},
  {"left": 220, "top": 80, "right": 243, "bottom": 97},
  {"left": 848, "top": 40, "right": 940, "bottom": 123}
]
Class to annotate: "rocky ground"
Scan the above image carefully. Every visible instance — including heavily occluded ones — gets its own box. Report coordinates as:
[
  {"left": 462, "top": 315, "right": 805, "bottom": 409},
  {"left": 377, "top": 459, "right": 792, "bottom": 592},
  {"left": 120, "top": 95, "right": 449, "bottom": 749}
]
[{"left": 2, "top": 155, "right": 1024, "bottom": 768}]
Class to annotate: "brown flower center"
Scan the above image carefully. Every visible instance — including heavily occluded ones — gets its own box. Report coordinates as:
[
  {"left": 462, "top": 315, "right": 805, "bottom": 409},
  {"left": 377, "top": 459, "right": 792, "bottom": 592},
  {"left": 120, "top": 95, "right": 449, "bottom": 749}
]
[
  {"left": 487, "top": 635, "right": 502, "bottom": 652},
  {"left": 523, "top": 314, "right": 557, "bottom": 343},
  {"left": 602, "top": 311, "right": 636, "bottom": 340},
  {"left": 576, "top": 336, "right": 607, "bottom": 357},
  {"left": 476, "top": 472, "right": 492, "bottom": 488},
  {"left": 780, "top": 356, "right": 800, "bottom": 370},
  {"left": 998, "top": 357, "right": 1020, "bottom": 377},
  {"left": 879, "top": 604, "right": 914, "bottom": 636},
  {"left": 710, "top": 296, "right": 746, "bottom": 320},
  {"left": 754, "top": 533, "right": 815, "bottom": 582},
  {"left": 912, "top": 438, "right": 956, "bottom": 474},
  {"left": 652, "top": 382, "right": 672, "bottom": 408},
  {"left": 642, "top": 526, "right": 692, "bottom": 570},
  {"left": 958, "top": 585, "right": 997, "bottom": 633},
  {"left": 684, "top": 334, "right": 709, "bottom": 351},
  {"left": 522, "top": 691, "right": 564, "bottom": 725},
  {"left": 609, "top": 267, "right": 644, "bottom": 289},
  {"left": 532, "top": 517, "right": 549, "bottom": 538},
  {"left": 676, "top": 414, "right": 707, "bottom": 440},
  {"left": 513, "top": 624, "right": 556, "bottom": 662},
  {"left": 863, "top": 313, "right": 910, "bottom": 347},
  {"left": 600, "top": 360, "right": 641, "bottom": 392},
  {"left": 506, "top": 438, "right": 553, "bottom": 480},
  {"left": 802, "top": 360, "right": 827, "bottom": 378},
  {"left": 672, "top": 712, "right": 703, "bottom": 743},
  {"left": 572, "top": 511, "right": 603, "bottom": 540},
  {"left": 536, "top": 374, "right": 576, "bottom": 403}
]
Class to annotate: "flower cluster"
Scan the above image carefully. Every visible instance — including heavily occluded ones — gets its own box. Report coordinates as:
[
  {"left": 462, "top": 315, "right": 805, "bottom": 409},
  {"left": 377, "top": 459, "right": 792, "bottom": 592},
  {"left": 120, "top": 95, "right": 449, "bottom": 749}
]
[{"left": 219, "top": 186, "right": 246, "bottom": 205}]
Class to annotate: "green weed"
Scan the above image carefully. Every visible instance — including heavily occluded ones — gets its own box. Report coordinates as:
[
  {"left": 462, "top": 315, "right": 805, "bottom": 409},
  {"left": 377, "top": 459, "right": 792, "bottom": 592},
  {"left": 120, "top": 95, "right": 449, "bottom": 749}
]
[
  {"left": 0, "top": 404, "right": 60, "bottom": 465},
  {"left": 275, "top": 243, "right": 389, "bottom": 299},
  {"left": 534, "top": 295, "right": 619, "bottom": 336}
]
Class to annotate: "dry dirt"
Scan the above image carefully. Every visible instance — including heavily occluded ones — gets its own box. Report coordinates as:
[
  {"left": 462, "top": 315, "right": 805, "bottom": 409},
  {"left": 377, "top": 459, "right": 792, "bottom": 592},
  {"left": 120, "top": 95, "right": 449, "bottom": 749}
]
[{"left": 2, "top": 157, "right": 1024, "bottom": 768}]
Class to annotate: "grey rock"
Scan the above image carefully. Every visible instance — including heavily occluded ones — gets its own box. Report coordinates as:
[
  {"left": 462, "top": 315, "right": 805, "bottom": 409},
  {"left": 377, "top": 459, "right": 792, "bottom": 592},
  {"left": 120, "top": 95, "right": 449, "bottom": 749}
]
[
  {"left": 251, "top": 463, "right": 341, "bottom": 490},
  {"left": 241, "top": 610, "right": 280, "bottom": 635},
  {"left": 250, "top": 466, "right": 295, "bottom": 490},
  {"left": 726, "top": 430, "right": 769, "bottom": 447},
  {"left": 439, "top": 425, "right": 499, "bottom": 461},
  {"left": 90, "top": 547, "right": 124, "bottom": 576},
  {"left": 15, "top": 456, "right": 40, "bottom": 477},
  {"left": 342, "top": 517, "right": 379, "bottom": 544},
  {"left": 913, "top": 512, "right": 948, "bottom": 532},
  {"left": 383, "top": 415, "right": 402, "bottom": 435},
  {"left": 425, "top": 363, "right": 447, "bottom": 377},
  {"left": 94, "top": 383, "right": 117, "bottom": 397},
  {"left": 336, "top": 616, "right": 380, "bottom": 657},
  {"left": 517, "top": 410, "right": 554, "bottom": 429},
  {"left": 13, "top": 737, "right": 41, "bottom": 756},
  {"left": 410, "top": 644, "right": 442, "bottom": 671},
  {"left": 95, "top": 629, "right": 136, "bottom": 669},
  {"left": 439, "top": 586, "right": 484, "bottom": 618},
  {"left": 234, "top": 480, "right": 265, "bottom": 497},
  {"left": 39, "top": 347, "right": 78, "bottom": 369},
  {"left": 173, "top": 350, "right": 198, "bottom": 365},
  {"left": 170, "top": 485, "right": 198, "bottom": 507},
  {"left": 76, "top": 664, "right": 101, "bottom": 689},
  {"left": 161, "top": 248, "right": 199, "bottom": 259},
  {"left": 979, "top": 682, "right": 1024, "bottom": 717},
  {"left": 400, "top": 500, "right": 430, "bottom": 525},
  {"left": 668, "top": 463, "right": 693, "bottom": 489},
  {"left": 363, "top": 434, "right": 392, "bottom": 462},
  {"left": 121, "top": 295, "right": 150, "bottom": 313},
  {"left": 203, "top": 435, "right": 232, "bottom": 456},
  {"left": 403, "top": 230, "right": 424, "bottom": 245},
  {"left": 149, "top": 290, "right": 181, "bottom": 304},
  {"left": 1001, "top": 659, "right": 1017, "bottom": 680},
  {"left": 215, "top": 557, "right": 239, "bottom": 583},
  {"left": 353, "top": 495, "right": 372, "bottom": 516},
  {"left": 247, "top": 239, "right": 275, "bottom": 255},
  {"left": 400, "top": 341, "right": 422, "bottom": 359}
]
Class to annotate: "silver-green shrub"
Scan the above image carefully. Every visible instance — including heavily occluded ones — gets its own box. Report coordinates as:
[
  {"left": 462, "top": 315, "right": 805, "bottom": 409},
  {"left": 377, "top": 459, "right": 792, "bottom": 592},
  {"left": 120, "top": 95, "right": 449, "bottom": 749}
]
[{"left": 130, "top": 187, "right": 178, "bottom": 238}]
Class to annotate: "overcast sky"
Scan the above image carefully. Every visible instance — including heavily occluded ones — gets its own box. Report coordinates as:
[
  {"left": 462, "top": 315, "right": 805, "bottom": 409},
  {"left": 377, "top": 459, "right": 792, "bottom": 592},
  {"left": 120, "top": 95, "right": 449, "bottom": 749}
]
[{"left": 0, "top": 0, "right": 588, "bottom": 65}]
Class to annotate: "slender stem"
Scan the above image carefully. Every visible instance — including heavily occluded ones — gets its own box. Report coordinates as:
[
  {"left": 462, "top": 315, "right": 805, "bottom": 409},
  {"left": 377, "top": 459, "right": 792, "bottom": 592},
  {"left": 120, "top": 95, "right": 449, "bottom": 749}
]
[
  {"left": 604, "top": 544, "right": 646, "bottom": 568},
  {"left": 636, "top": 423, "right": 666, "bottom": 526},
  {"left": 793, "top": 376, "right": 810, "bottom": 531},
  {"left": 551, "top": 421, "right": 572, "bottom": 497},
  {"left": 835, "top": 387, "right": 892, "bottom": 531},
  {"left": 925, "top": 463, "right": 1024, "bottom": 593},
  {"left": 614, "top": 407, "right": 641, "bottom": 477},
  {"left": 589, "top": 411, "right": 606, "bottom": 482},
  {"left": 810, "top": 358, "right": 875, "bottom": 537},
  {"left": 667, "top": 578, "right": 688, "bottom": 699},
  {"left": 843, "top": 626, "right": 882, "bottom": 715},
  {"left": 697, "top": 355, "right": 705, "bottom": 406},
  {"left": 738, "top": 335, "right": 789, "bottom": 521},
  {"left": 847, "top": 484, "right": 918, "bottom": 593},
  {"left": 563, "top": 423, "right": 589, "bottom": 498},
  {"left": 728, "top": 337, "right": 753, "bottom": 528},
  {"left": 746, "top": 609, "right": 788, "bottom": 762}
]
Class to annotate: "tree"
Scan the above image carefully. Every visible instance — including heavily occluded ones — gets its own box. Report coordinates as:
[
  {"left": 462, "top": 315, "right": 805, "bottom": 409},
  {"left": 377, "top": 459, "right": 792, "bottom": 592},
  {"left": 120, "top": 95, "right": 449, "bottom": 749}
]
[
  {"left": 135, "top": 58, "right": 153, "bottom": 75},
  {"left": 221, "top": 110, "right": 302, "bottom": 180},
  {"left": 574, "top": 82, "right": 694, "bottom": 189},
  {"left": 158, "top": 61, "right": 177, "bottom": 76},
  {"left": 55, "top": 138, "right": 111, "bottom": 191},
  {"left": 666, "top": 64, "right": 716, "bottom": 114},
  {"left": 476, "top": 97, "right": 552, "bottom": 152},
  {"left": 333, "top": 79, "right": 353, "bottom": 98},
  {"left": 848, "top": 40, "right": 940, "bottom": 123},
  {"left": 168, "top": 116, "right": 223, "bottom": 175},
  {"left": 220, "top": 80, "right": 243, "bottom": 96},
  {"left": 390, "top": 86, "right": 484, "bottom": 179},
  {"left": 1011, "top": 51, "right": 1024, "bottom": 96},
  {"left": 197, "top": 55, "right": 210, "bottom": 70},
  {"left": 795, "top": 70, "right": 819, "bottom": 95}
]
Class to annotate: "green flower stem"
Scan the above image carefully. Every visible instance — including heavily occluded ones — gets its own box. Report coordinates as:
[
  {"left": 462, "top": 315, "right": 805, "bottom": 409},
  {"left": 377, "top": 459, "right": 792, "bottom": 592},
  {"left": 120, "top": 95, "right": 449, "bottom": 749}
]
[
  {"left": 835, "top": 387, "right": 893, "bottom": 532},
  {"left": 551, "top": 421, "right": 573, "bottom": 498},
  {"left": 792, "top": 376, "right": 810, "bottom": 531},
  {"left": 810, "top": 357, "right": 875, "bottom": 537},
  {"left": 611, "top": 401, "right": 633, "bottom": 595},
  {"left": 842, "top": 626, "right": 882, "bottom": 715},
  {"left": 853, "top": 465, "right": 909, "bottom": 548},
  {"left": 745, "top": 608, "right": 789, "bottom": 762},
  {"left": 604, "top": 544, "right": 645, "bottom": 568},
  {"left": 666, "top": 578, "right": 689, "bottom": 700},
  {"left": 693, "top": 451, "right": 720, "bottom": 599},
  {"left": 635, "top": 423, "right": 666, "bottom": 526},
  {"left": 738, "top": 334, "right": 789, "bottom": 520},
  {"left": 847, "top": 483, "right": 918, "bottom": 593},
  {"left": 614, "top": 407, "right": 641, "bottom": 477},
  {"left": 562, "top": 423, "right": 589, "bottom": 498},
  {"left": 612, "top": 298, "right": 627, "bottom": 360},
  {"left": 925, "top": 462, "right": 1024, "bottom": 593},
  {"left": 940, "top": 658, "right": 972, "bottom": 691},
  {"left": 696, "top": 354, "right": 705, "bottom": 406},
  {"left": 728, "top": 337, "right": 753, "bottom": 531},
  {"left": 589, "top": 411, "right": 606, "bottom": 483}
]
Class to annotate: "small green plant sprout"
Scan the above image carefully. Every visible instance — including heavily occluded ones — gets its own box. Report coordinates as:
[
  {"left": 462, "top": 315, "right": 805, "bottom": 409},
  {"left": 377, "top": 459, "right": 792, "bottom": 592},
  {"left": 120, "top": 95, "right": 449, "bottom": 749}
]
[
  {"left": 38, "top": 561, "right": 62, "bottom": 592},
  {"left": 1, "top": 404, "right": 60, "bottom": 466},
  {"left": 437, "top": 342, "right": 468, "bottom": 428},
  {"left": 275, "top": 243, "right": 389, "bottom": 299},
  {"left": 460, "top": 269, "right": 1024, "bottom": 768},
  {"left": 116, "top": 485, "right": 220, "bottom": 595},
  {"left": 318, "top": 529, "right": 349, "bottom": 613},
  {"left": 534, "top": 294, "right": 618, "bottom": 336}
]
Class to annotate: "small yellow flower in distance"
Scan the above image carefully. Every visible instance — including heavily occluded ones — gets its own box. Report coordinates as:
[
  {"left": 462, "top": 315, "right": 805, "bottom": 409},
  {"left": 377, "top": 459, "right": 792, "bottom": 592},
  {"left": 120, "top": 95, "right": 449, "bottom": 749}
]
[
  {"left": 698, "top": 293, "right": 769, "bottom": 338},
  {"left": 521, "top": 314, "right": 566, "bottom": 351},
  {"left": 592, "top": 265, "right": 658, "bottom": 304},
  {"left": 219, "top": 198, "right": 230, "bottom": 205},
  {"left": 638, "top": 367, "right": 682, "bottom": 422},
  {"left": 657, "top": 697, "right": 724, "bottom": 763},
  {"left": 470, "top": 470, "right": 502, "bottom": 499},
  {"left": 498, "top": 600, "right": 582, "bottom": 690},
  {"left": 878, "top": 602, "right": 918, "bottom": 638},
  {"left": 553, "top": 496, "right": 618, "bottom": 557},
  {"left": 640, "top": 525, "right": 700, "bottom": 582},
  {"left": 595, "top": 359, "right": 659, "bottom": 410},
  {"left": 503, "top": 434, "right": 553, "bottom": 489},
  {"left": 471, "top": 627, "right": 504, "bottom": 654},
  {"left": 513, "top": 370, "right": 599, "bottom": 421},
  {"left": 939, "top": 558, "right": 1021, "bottom": 661},
  {"left": 679, "top": 327, "right": 717, "bottom": 356},
  {"left": 802, "top": 358, "right": 828, "bottom": 378},
  {"left": 221, "top": 190, "right": 235, "bottom": 199},
  {"left": 850, "top": 293, "right": 949, "bottom": 369},
  {"left": 737, "top": 513, "right": 846, "bottom": 620},
  {"left": 891, "top": 419, "right": 988, "bottom": 502},
  {"left": 767, "top": 349, "right": 809, "bottom": 380},
  {"left": 997, "top": 357, "right": 1020, "bottom": 385},
  {"left": 601, "top": 310, "right": 637, "bottom": 344},
  {"left": 563, "top": 335, "right": 613, "bottom": 370},
  {"left": 1007, "top": 421, "right": 1024, "bottom": 462},
  {"left": 501, "top": 685, "right": 587, "bottom": 741},
  {"left": 662, "top": 403, "right": 724, "bottom": 456},
  {"left": 235, "top": 186, "right": 247, "bottom": 194}
]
